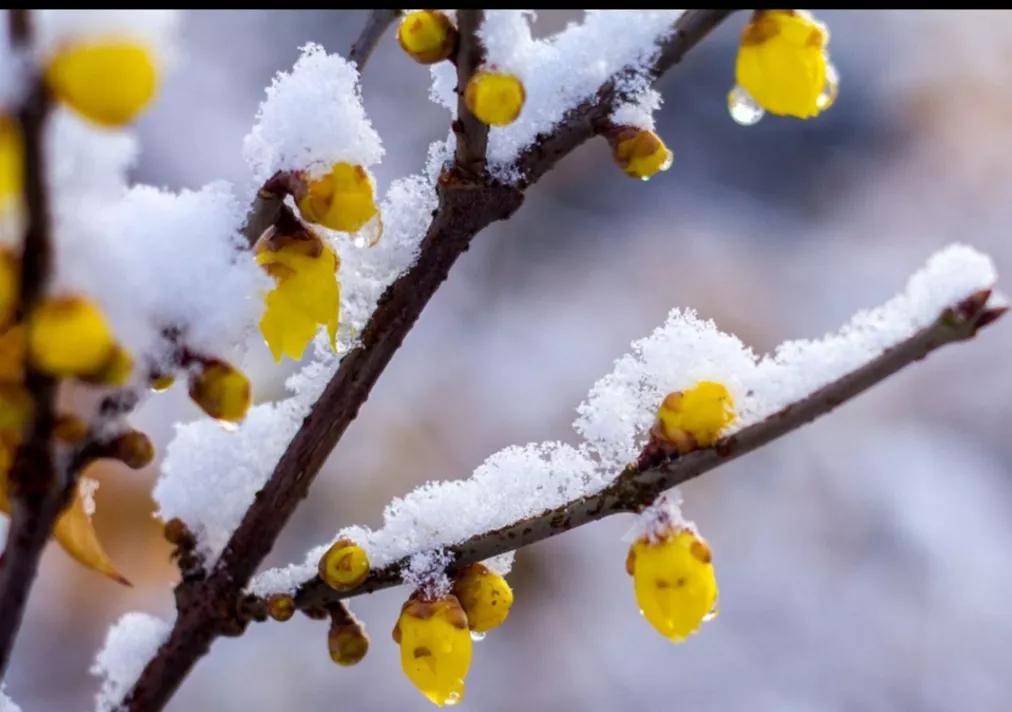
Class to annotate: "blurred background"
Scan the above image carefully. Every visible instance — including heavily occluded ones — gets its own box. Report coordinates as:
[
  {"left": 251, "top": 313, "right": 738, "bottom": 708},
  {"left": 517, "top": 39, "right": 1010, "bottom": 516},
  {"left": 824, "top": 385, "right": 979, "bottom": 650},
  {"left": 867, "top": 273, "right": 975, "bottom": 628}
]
[{"left": 4, "top": 10, "right": 1012, "bottom": 711}]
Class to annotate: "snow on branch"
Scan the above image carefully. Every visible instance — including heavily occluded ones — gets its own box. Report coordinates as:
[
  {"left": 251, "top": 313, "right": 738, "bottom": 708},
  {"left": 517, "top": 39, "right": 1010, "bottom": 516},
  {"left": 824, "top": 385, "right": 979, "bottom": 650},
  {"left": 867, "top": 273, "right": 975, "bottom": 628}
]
[{"left": 246, "top": 245, "right": 1005, "bottom": 606}]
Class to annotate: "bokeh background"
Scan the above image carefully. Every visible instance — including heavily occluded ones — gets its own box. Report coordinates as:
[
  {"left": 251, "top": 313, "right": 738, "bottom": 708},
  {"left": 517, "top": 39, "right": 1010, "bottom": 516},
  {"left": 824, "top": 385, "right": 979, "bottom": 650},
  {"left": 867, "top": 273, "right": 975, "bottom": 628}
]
[{"left": 4, "top": 10, "right": 1012, "bottom": 711}]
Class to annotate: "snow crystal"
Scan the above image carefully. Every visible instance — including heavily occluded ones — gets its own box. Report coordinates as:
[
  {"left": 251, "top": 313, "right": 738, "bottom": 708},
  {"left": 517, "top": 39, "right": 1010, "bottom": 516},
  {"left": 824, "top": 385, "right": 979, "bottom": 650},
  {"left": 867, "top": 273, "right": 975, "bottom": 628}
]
[
  {"left": 46, "top": 108, "right": 138, "bottom": 201},
  {"left": 623, "top": 493, "right": 685, "bottom": 544},
  {"left": 251, "top": 244, "right": 998, "bottom": 596},
  {"left": 36, "top": 10, "right": 180, "bottom": 65},
  {"left": 610, "top": 86, "right": 663, "bottom": 131},
  {"left": 0, "top": 685, "right": 20, "bottom": 712},
  {"left": 403, "top": 549, "right": 455, "bottom": 599},
  {"left": 91, "top": 612, "right": 171, "bottom": 712},
  {"left": 243, "top": 43, "right": 383, "bottom": 186},
  {"left": 54, "top": 180, "right": 269, "bottom": 374},
  {"left": 467, "top": 10, "right": 682, "bottom": 180},
  {"left": 157, "top": 162, "right": 440, "bottom": 567}
]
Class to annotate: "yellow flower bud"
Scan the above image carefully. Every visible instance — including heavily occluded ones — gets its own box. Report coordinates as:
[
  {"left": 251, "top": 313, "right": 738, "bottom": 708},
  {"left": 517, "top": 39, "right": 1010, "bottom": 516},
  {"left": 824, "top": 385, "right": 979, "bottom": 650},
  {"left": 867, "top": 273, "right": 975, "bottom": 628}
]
[
  {"left": 267, "top": 594, "right": 296, "bottom": 622},
  {"left": 45, "top": 41, "right": 158, "bottom": 127},
  {"left": 0, "top": 324, "right": 25, "bottom": 383},
  {"left": 53, "top": 414, "right": 89, "bottom": 444},
  {"left": 393, "top": 594, "right": 472, "bottom": 707},
  {"left": 0, "top": 118, "right": 22, "bottom": 210},
  {"left": 464, "top": 71, "right": 525, "bottom": 127},
  {"left": 107, "top": 430, "right": 155, "bottom": 469},
  {"left": 187, "top": 359, "right": 251, "bottom": 424},
  {"left": 398, "top": 10, "right": 457, "bottom": 64},
  {"left": 451, "top": 563, "right": 513, "bottom": 633},
  {"left": 318, "top": 538, "right": 370, "bottom": 592},
  {"left": 652, "top": 381, "right": 734, "bottom": 454},
  {"left": 611, "top": 128, "right": 673, "bottom": 181},
  {"left": 80, "top": 344, "right": 133, "bottom": 387},
  {"left": 297, "top": 162, "right": 378, "bottom": 234},
  {"left": 329, "top": 618, "right": 370, "bottom": 666},
  {"left": 28, "top": 296, "right": 115, "bottom": 378},
  {"left": 734, "top": 10, "right": 836, "bottom": 119},
  {"left": 256, "top": 233, "right": 340, "bottom": 363},
  {"left": 0, "top": 250, "right": 17, "bottom": 329},
  {"left": 627, "top": 527, "right": 718, "bottom": 642}
]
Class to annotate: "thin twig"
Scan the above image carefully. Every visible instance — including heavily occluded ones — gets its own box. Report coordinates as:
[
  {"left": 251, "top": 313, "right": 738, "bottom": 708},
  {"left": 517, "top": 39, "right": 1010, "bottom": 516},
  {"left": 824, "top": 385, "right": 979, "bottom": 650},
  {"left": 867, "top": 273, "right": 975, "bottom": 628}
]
[
  {"left": 349, "top": 9, "right": 401, "bottom": 69},
  {"left": 453, "top": 10, "right": 489, "bottom": 175},
  {"left": 0, "top": 8, "right": 61, "bottom": 680},
  {"left": 288, "top": 290, "right": 1006, "bottom": 609},
  {"left": 122, "top": 11, "right": 733, "bottom": 710}
]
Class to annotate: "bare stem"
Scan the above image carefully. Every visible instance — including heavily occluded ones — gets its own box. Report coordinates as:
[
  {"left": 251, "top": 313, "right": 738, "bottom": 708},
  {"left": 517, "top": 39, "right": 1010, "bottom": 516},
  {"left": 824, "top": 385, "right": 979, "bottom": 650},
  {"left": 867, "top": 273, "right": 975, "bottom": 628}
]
[{"left": 453, "top": 10, "right": 489, "bottom": 175}]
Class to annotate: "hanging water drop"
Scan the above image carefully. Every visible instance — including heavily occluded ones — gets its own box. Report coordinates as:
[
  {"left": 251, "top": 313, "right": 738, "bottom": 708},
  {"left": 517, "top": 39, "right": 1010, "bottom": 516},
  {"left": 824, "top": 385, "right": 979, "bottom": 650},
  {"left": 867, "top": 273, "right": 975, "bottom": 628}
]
[
  {"left": 727, "top": 85, "right": 764, "bottom": 126},
  {"left": 469, "top": 630, "right": 486, "bottom": 642},
  {"left": 817, "top": 63, "right": 839, "bottom": 112}
]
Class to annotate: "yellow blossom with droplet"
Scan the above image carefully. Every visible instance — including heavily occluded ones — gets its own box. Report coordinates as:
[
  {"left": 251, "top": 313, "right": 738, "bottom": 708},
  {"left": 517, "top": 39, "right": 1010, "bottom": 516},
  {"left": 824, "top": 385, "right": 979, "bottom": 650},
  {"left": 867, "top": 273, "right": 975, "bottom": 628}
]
[
  {"left": 612, "top": 128, "right": 673, "bottom": 180},
  {"left": 297, "top": 162, "right": 378, "bottom": 234},
  {"left": 451, "top": 563, "right": 513, "bottom": 633},
  {"left": 626, "top": 527, "right": 718, "bottom": 642},
  {"left": 28, "top": 296, "right": 115, "bottom": 378},
  {"left": 653, "top": 381, "right": 734, "bottom": 454},
  {"left": 318, "top": 538, "right": 370, "bottom": 592},
  {"left": 187, "top": 359, "right": 250, "bottom": 423},
  {"left": 465, "top": 71, "right": 525, "bottom": 126},
  {"left": 256, "top": 235, "right": 340, "bottom": 362},
  {"left": 398, "top": 10, "right": 457, "bottom": 64},
  {"left": 735, "top": 10, "right": 835, "bottom": 119},
  {"left": 0, "top": 118, "right": 22, "bottom": 211},
  {"left": 45, "top": 41, "right": 158, "bottom": 127},
  {"left": 393, "top": 594, "right": 472, "bottom": 707}
]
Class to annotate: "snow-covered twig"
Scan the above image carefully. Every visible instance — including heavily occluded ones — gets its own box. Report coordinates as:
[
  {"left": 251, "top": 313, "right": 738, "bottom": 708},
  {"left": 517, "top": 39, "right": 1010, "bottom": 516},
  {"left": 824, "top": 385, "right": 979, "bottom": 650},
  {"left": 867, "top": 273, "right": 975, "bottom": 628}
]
[{"left": 283, "top": 284, "right": 1006, "bottom": 611}]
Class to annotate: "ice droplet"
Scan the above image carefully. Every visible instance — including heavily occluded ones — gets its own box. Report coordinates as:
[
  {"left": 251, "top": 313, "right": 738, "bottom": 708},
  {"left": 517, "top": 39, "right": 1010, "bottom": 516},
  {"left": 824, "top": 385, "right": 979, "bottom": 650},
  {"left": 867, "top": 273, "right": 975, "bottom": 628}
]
[
  {"left": 817, "top": 63, "right": 839, "bottom": 112},
  {"left": 727, "top": 85, "right": 764, "bottom": 126}
]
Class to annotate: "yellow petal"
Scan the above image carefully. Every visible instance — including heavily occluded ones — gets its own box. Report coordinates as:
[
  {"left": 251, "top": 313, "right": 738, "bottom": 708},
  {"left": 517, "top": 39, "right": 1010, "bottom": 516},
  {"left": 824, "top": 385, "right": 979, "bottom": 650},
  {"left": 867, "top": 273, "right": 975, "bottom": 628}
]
[
  {"left": 451, "top": 563, "right": 513, "bottom": 633},
  {"left": 464, "top": 72, "right": 525, "bottom": 126},
  {"left": 0, "top": 118, "right": 22, "bottom": 212},
  {"left": 394, "top": 595, "right": 472, "bottom": 707},
  {"left": 398, "top": 11, "right": 457, "bottom": 64},
  {"left": 297, "top": 163, "right": 378, "bottom": 234},
  {"left": 655, "top": 381, "right": 735, "bottom": 452}
]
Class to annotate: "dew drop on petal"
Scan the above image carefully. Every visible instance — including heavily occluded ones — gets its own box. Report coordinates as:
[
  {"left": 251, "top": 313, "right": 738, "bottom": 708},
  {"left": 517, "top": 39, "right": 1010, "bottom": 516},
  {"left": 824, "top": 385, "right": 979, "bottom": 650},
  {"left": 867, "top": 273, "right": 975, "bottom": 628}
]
[
  {"left": 703, "top": 603, "right": 720, "bottom": 622},
  {"left": 470, "top": 630, "right": 486, "bottom": 642},
  {"left": 445, "top": 691, "right": 462, "bottom": 706},
  {"left": 727, "top": 85, "right": 764, "bottom": 126}
]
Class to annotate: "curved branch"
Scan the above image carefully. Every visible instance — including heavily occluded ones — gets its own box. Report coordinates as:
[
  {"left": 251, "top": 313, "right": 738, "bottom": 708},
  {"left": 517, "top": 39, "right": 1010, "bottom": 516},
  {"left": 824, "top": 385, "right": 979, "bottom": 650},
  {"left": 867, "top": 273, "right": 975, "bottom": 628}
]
[
  {"left": 453, "top": 10, "right": 489, "bottom": 174},
  {"left": 349, "top": 9, "right": 401, "bottom": 69},
  {"left": 288, "top": 290, "right": 1005, "bottom": 610}
]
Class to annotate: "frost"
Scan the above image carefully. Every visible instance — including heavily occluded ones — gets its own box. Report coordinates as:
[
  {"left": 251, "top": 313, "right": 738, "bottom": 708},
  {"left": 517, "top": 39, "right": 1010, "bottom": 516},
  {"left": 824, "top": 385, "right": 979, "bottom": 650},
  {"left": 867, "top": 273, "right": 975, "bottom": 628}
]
[
  {"left": 243, "top": 43, "right": 383, "bottom": 185},
  {"left": 623, "top": 493, "right": 685, "bottom": 544},
  {"left": 610, "top": 86, "right": 663, "bottom": 131},
  {"left": 91, "top": 612, "right": 171, "bottom": 712},
  {"left": 157, "top": 159, "right": 441, "bottom": 566},
  {"left": 465, "top": 10, "right": 683, "bottom": 180},
  {"left": 36, "top": 10, "right": 180, "bottom": 65},
  {"left": 252, "top": 244, "right": 998, "bottom": 595}
]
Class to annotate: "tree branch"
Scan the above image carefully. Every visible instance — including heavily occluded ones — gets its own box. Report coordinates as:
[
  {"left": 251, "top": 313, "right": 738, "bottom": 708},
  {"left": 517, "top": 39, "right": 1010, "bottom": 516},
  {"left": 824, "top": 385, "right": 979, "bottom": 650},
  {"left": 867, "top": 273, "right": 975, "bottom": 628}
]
[
  {"left": 122, "top": 11, "right": 733, "bottom": 710},
  {"left": 0, "top": 8, "right": 61, "bottom": 680},
  {"left": 349, "top": 9, "right": 401, "bottom": 69},
  {"left": 453, "top": 10, "right": 488, "bottom": 175},
  {"left": 287, "top": 289, "right": 1006, "bottom": 609}
]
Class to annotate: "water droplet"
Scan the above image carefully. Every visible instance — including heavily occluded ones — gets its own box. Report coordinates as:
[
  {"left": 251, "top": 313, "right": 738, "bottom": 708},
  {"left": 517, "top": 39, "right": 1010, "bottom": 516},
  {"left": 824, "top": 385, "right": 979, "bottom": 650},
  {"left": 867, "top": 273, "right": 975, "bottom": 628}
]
[
  {"left": 817, "top": 63, "right": 839, "bottom": 111},
  {"left": 354, "top": 214, "right": 384, "bottom": 249},
  {"left": 727, "top": 85, "right": 764, "bottom": 126},
  {"left": 217, "top": 419, "right": 239, "bottom": 433},
  {"left": 470, "top": 630, "right": 486, "bottom": 642},
  {"left": 445, "top": 691, "right": 462, "bottom": 706},
  {"left": 703, "top": 604, "right": 720, "bottom": 622}
]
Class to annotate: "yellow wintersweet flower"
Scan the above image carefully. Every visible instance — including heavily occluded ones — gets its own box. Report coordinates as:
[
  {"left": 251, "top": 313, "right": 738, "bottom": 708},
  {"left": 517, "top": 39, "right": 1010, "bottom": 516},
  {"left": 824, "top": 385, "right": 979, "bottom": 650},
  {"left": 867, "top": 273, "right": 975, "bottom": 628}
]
[
  {"left": 318, "top": 538, "right": 370, "bottom": 592},
  {"left": 27, "top": 296, "right": 115, "bottom": 378},
  {"left": 465, "top": 71, "right": 525, "bottom": 126},
  {"left": 652, "top": 381, "right": 734, "bottom": 454},
  {"left": 45, "top": 41, "right": 158, "bottom": 127},
  {"left": 329, "top": 617, "right": 370, "bottom": 666},
  {"left": 626, "top": 527, "right": 718, "bottom": 642},
  {"left": 398, "top": 10, "right": 457, "bottom": 65},
  {"left": 297, "top": 162, "right": 378, "bottom": 234},
  {"left": 451, "top": 563, "right": 513, "bottom": 633},
  {"left": 612, "top": 128, "right": 673, "bottom": 181},
  {"left": 187, "top": 359, "right": 251, "bottom": 423},
  {"left": 393, "top": 594, "right": 472, "bottom": 707},
  {"left": 256, "top": 235, "right": 340, "bottom": 362},
  {"left": 735, "top": 10, "right": 835, "bottom": 119},
  {"left": 0, "top": 118, "right": 22, "bottom": 210}
]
